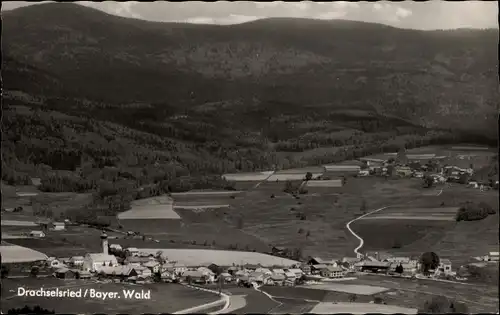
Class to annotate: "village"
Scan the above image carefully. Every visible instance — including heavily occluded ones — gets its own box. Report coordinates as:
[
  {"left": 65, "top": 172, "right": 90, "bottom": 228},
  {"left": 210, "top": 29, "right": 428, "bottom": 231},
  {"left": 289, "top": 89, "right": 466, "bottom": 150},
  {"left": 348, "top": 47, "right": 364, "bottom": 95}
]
[{"left": 2, "top": 228, "right": 498, "bottom": 290}]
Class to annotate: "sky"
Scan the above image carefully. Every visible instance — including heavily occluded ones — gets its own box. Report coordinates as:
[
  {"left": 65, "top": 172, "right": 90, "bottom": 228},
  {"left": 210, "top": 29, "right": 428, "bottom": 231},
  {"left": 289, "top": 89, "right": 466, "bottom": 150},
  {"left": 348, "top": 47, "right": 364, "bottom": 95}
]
[{"left": 1, "top": 1, "right": 498, "bottom": 30}]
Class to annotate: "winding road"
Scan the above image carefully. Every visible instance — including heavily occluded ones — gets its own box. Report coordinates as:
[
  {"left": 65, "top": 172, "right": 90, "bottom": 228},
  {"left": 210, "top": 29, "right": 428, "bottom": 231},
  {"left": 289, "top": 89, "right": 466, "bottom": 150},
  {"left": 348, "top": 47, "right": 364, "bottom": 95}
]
[{"left": 346, "top": 188, "right": 444, "bottom": 256}]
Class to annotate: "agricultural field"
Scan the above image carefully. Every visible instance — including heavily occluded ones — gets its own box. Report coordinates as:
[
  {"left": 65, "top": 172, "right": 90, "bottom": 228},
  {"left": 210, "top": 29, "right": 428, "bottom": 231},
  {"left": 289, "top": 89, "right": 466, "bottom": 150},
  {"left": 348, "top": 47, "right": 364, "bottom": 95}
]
[
  {"left": 348, "top": 274, "right": 499, "bottom": 313},
  {"left": 117, "top": 206, "right": 271, "bottom": 253},
  {"left": 1, "top": 220, "right": 38, "bottom": 226},
  {"left": 171, "top": 191, "right": 241, "bottom": 210},
  {"left": 298, "top": 283, "right": 389, "bottom": 295},
  {"left": 225, "top": 177, "right": 436, "bottom": 258},
  {"left": 1, "top": 278, "right": 219, "bottom": 314},
  {"left": 359, "top": 207, "right": 459, "bottom": 221},
  {"left": 0, "top": 243, "right": 48, "bottom": 263},
  {"left": 138, "top": 248, "right": 299, "bottom": 267},
  {"left": 6, "top": 225, "right": 111, "bottom": 256},
  {"left": 118, "top": 195, "right": 179, "bottom": 220},
  {"left": 310, "top": 302, "right": 417, "bottom": 314}
]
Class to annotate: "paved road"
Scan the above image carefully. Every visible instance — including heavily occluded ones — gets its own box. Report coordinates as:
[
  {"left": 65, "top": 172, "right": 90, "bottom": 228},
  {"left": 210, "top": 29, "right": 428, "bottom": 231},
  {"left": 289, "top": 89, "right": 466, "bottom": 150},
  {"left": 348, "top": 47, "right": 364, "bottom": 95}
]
[{"left": 346, "top": 188, "right": 444, "bottom": 256}]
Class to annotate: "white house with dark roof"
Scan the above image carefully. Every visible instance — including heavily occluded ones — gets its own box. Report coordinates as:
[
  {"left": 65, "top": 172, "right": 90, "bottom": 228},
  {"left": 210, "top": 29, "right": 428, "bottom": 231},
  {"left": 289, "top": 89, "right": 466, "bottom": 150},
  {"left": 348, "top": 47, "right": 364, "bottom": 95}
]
[
  {"left": 29, "top": 230, "right": 45, "bottom": 238},
  {"left": 83, "top": 253, "right": 118, "bottom": 272}
]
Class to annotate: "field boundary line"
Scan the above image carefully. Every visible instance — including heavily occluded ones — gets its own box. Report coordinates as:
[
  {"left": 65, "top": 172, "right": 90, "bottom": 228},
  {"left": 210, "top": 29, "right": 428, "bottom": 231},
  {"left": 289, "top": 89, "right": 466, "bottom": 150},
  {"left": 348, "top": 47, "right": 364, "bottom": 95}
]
[
  {"left": 173, "top": 284, "right": 229, "bottom": 315},
  {"left": 253, "top": 284, "right": 283, "bottom": 314}
]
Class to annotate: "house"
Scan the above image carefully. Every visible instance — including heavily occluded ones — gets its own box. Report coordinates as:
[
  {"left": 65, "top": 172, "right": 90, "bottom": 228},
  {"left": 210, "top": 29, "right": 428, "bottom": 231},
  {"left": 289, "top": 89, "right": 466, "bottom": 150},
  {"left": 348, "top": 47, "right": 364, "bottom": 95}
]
[
  {"left": 143, "top": 261, "right": 160, "bottom": 273},
  {"left": 395, "top": 166, "right": 412, "bottom": 177},
  {"left": 359, "top": 157, "right": 387, "bottom": 166},
  {"left": 197, "top": 267, "right": 216, "bottom": 283},
  {"left": 29, "top": 231, "right": 45, "bottom": 238},
  {"left": 284, "top": 271, "right": 297, "bottom": 281},
  {"left": 287, "top": 268, "right": 303, "bottom": 278},
  {"left": 125, "top": 256, "right": 154, "bottom": 267},
  {"left": 47, "top": 258, "right": 62, "bottom": 268},
  {"left": 207, "top": 263, "right": 221, "bottom": 275},
  {"left": 320, "top": 266, "right": 344, "bottom": 279},
  {"left": 255, "top": 267, "right": 272, "bottom": 275},
  {"left": 83, "top": 253, "right": 118, "bottom": 272},
  {"left": 299, "top": 264, "right": 311, "bottom": 275},
  {"left": 161, "top": 270, "right": 175, "bottom": 282},
  {"left": 342, "top": 257, "right": 361, "bottom": 265},
  {"left": 272, "top": 268, "right": 285, "bottom": 275},
  {"left": 311, "top": 264, "right": 328, "bottom": 275},
  {"left": 69, "top": 256, "right": 85, "bottom": 267},
  {"left": 100, "top": 266, "right": 138, "bottom": 278},
  {"left": 125, "top": 247, "right": 139, "bottom": 256},
  {"left": 360, "top": 261, "right": 391, "bottom": 273},
  {"left": 109, "top": 244, "right": 123, "bottom": 252},
  {"left": 271, "top": 246, "right": 287, "bottom": 256},
  {"left": 76, "top": 270, "right": 91, "bottom": 279},
  {"left": 54, "top": 268, "right": 76, "bottom": 279},
  {"left": 227, "top": 266, "right": 239, "bottom": 275},
  {"left": 488, "top": 252, "right": 499, "bottom": 261},
  {"left": 249, "top": 271, "right": 267, "bottom": 284},
  {"left": 135, "top": 266, "right": 152, "bottom": 278},
  {"left": 385, "top": 257, "right": 410, "bottom": 264},
  {"left": 438, "top": 259, "right": 452, "bottom": 274},
  {"left": 182, "top": 270, "right": 206, "bottom": 284},
  {"left": 244, "top": 264, "right": 260, "bottom": 271},
  {"left": 235, "top": 270, "right": 250, "bottom": 278},
  {"left": 390, "top": 263, "right": 417, "bottom": 274},
  {"left": 219, "top": 272, "right": 233, "bottom": 283},
  {"left": 52, "top": 222, "right": 65, "bottom": 231},
  {"left": 270, "top": 273, "right": 286, "bottom": 285}
]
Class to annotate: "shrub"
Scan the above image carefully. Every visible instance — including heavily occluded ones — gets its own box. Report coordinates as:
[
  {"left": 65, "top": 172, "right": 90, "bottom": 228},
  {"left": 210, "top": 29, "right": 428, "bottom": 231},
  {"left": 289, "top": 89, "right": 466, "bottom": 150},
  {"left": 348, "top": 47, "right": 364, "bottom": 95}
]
[
  {"left": 456, "top": 201, "right": 490, "bottom": 221},
  {"left": 418, "top": 296, "right": 468, "bottom": 314}
]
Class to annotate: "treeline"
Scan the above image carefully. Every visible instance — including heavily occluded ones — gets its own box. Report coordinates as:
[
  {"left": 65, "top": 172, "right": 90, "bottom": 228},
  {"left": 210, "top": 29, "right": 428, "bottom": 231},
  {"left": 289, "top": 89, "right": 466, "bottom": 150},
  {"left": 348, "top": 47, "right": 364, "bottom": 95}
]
[{"left": 456, "top": 201, "right": 497, "bottom": 222}]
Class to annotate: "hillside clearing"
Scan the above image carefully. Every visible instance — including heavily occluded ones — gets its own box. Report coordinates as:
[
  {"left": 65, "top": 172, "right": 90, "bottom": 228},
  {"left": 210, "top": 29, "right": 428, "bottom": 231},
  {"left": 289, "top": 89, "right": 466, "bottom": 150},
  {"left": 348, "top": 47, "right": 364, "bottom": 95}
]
[{"left": 299, "top": 283, "right": 390, "bottom": 295}]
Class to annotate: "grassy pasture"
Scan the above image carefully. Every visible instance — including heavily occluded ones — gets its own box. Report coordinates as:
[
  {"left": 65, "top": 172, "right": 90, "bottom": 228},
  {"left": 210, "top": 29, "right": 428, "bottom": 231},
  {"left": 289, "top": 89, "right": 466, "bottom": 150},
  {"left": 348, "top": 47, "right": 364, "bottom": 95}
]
[
  {"left": 1, "top": 279, "right": 219, "bottom": 314},
  {"left": 6, "top": 225, "right": 109, "bottom": 256},
  {"left": 311, "top": 302, "right": 417, "bottom": 314},
  {"left": 350, "top": 219, "right": 454, "bottom": 252},
  {"left": 224, "top": 177, "right": 439, "bottom": 258},
  {"left": 349, "top": 274, "right": 499, "bottom": 313},
  {"left": 118, "top": 207, "right": 271, "bottom": 253},
  {"left": 138, "top": 248, "right": 299, "bottom": 267}
]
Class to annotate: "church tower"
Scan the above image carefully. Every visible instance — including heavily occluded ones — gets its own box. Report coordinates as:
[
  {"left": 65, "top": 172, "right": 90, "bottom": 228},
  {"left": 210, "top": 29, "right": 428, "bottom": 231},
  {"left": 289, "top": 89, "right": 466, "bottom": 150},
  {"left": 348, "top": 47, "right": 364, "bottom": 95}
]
[{"left": 101, "top": 231, "right": 108, "bottom": 255}]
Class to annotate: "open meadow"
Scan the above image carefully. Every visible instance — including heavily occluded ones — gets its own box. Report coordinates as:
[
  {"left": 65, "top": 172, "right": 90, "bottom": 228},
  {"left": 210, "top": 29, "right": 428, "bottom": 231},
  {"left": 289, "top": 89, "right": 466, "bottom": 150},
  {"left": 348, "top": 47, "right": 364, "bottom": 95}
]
[
  {"left": 118, "top": 195, "right": 179, "bottom": 220},
  {"left": 311, "top": 302, "right": 417, "bottom": 314},
  {"left": 6, "top": 225, "right": 112, "bottom": 257},
  {"left": 351, "top": 184, "right": 499, "bottom": 267},
  {"left": 0, "top": 243, "right": 48, "bottom": 263},
  {"left": 225, "top": 177, "right": 438, "bottom": 258},
  {"left": 348, "top": 274, "right": 499, "bottom": 313},
  {"left": 138, "top": 248, "right": 299, "bottom": 267},
  {"left": 1, "top": 278, "right": 219, "bottom": 314}
]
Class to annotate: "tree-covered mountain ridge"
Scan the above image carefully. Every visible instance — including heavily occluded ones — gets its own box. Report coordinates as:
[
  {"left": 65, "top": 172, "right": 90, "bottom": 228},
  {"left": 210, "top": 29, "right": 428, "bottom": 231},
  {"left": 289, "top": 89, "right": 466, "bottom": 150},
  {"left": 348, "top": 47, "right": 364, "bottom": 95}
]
[{"left": 2, "top": 3, "right": 498, "bottom": 134}]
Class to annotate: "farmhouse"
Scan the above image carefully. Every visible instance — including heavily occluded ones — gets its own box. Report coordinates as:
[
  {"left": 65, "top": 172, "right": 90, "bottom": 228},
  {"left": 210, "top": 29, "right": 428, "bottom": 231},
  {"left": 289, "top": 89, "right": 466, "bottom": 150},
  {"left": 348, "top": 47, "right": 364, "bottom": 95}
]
[
  {"left": 109, "top": 244, "right": 122, "bottom": 251},
  {"left": 183, "top": 270, "right": 206, "bottom": 283},
  {"left": 77, "top": 270, "right": 92, "bottom": 279},
  {"left": 311, "top": 264, "right": 329, "bottom": 274},
  {"left": 126, "top": 247, "right": 139, "bottom": 256},
  {"left": 287, "top": 268, "right": 304, "bottom": 278},
  {"left": 52, "top": 222, "right": 65, "bottom": 231},
  {"left": 54, "top": 268, "right": 77, "bottom": 279},
  {"left": 255, "top": 267, "right": 272, "bottom": 275},
  {"left": 320, "top": 266, "right": 344, "bottom": 279},
  {"left": 69, "top": 256, "right": 85, "bottom": 267},
  {"left": 487, "top": 252, "right": 499, "bottom": 262},
  {"left": 143, "top": 261, "right": 160, "bottom": 273},
  {"left": 284, "top": 271, "right": 297, "bottom": 281},
  {"left": 270, "top": 273, "right": 286, "bottom": 285},
  {"left": 29, "top": 230, "right": 45, "bottom": 238},
  {"left": 438, "top": 259, "right": 453, "bottom": 274},
  {"left": 385, "top": 257, "right": 411, "bottom": 264},
  {"left": 360, "top": 261, "right": 391, "bottom": 273},
  {"left": 308, "top": 257, "right": 338, "bottom": 266},
  {"left": 300, "top": 264, "right": 311, "bottom": 275},
  {"left": 83, "top": 253, "right": 119, "bottom": 272}
]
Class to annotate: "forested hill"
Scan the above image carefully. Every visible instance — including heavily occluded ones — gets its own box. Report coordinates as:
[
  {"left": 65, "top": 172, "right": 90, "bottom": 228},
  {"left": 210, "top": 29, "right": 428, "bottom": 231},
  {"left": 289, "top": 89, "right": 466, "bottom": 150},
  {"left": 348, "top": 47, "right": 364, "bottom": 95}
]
[{"left": 1, "top": 3, "right": 498, "bottom": 217}]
